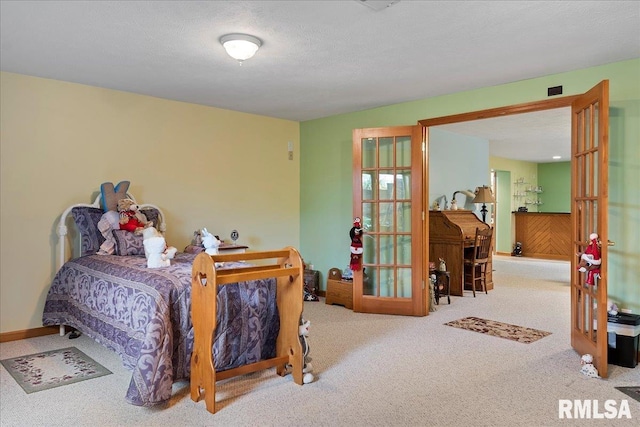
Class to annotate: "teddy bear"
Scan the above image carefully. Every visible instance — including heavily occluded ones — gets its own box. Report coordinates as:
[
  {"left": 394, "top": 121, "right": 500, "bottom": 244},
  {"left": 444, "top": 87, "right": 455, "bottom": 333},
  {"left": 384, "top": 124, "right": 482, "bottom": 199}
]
[
  {"left": 141, "top": 226, "right": 177, "bottom": 268},
  {"left": 117, "top": 198, "right": 151, "bottom": 233},
  {"left": 577, "top": 233, "right": 601, "bottom": 286},
  {"left": 580, "top": 354, "right": 600, "bottom": 378},
  {"left": 349, "top": 217, "right": 364, "bottom": 271}
]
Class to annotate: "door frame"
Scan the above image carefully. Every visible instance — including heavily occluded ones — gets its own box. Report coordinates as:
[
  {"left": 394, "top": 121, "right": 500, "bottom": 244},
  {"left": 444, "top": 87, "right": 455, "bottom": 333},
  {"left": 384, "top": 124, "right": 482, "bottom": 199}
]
[
  {"left": 418, "top": 96, "right": 580, "bottom": 274},
  {"left": 419, "top": 96, "right": 580, "bottom": 259}
]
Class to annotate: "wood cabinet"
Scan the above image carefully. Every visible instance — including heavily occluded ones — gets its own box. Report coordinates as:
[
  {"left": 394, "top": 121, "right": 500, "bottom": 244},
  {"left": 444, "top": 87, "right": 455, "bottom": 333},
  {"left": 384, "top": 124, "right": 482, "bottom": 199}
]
[
  {"left": 513, "top": 212, "right": 571, "bottom": 260},
  {"left": 429, "top": 210, "right": 493, "bottom": 296},
  {"left": 325, "top": 268, "right": 353, "bottom": 309}
]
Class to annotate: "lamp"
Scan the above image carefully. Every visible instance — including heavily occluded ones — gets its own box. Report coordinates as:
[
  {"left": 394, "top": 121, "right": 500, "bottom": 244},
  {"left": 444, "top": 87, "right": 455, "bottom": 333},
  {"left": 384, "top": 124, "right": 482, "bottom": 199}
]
[
  {"left": 220, "top": 33, "right": 262, "bottom": 64},
  {"left": 450, "top": 190, "right": 476, "bottom": 210},
  {"left": 472, "top": 185, "right": 496, "bottom": 223}
]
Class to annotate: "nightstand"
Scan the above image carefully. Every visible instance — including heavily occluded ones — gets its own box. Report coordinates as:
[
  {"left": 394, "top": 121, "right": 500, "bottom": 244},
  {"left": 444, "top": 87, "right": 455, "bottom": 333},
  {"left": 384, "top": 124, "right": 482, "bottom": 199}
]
[
  {"left": 325, "top": 267, "right": 353, "bottom": 309},
  {"left": 183, "top": 244, "right": 248, "bottom": 255},
  {"left": 218, "top": 243, "right": 248, "bottom": 254}
]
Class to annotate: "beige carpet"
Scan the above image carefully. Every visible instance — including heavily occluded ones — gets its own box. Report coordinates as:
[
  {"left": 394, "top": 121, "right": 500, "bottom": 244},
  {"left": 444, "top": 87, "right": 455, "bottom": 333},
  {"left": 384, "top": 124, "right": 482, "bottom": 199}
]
[{"left": 1, "top": 256, "right": 639, "bottom": 426}]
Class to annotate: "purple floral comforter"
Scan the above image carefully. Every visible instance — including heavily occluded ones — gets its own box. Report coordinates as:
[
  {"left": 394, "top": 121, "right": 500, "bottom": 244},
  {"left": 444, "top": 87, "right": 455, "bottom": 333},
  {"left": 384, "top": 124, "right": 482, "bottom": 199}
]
[{"left": 42, "top": 253, "right": 278, "bottom": 406}]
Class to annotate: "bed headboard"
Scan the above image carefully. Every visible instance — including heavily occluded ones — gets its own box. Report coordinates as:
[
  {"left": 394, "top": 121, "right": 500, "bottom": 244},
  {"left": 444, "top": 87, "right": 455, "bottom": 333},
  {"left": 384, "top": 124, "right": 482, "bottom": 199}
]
[{"left": 57, "top": 193, "right": 166, "bottom": 269}]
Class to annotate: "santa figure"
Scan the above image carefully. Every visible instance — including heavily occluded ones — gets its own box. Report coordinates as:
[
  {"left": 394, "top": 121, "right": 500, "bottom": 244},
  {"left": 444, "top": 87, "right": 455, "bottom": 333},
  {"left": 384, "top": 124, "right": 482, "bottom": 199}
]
[
  {"left": 578, "top": 233, "right": 601, "bottom": 286},
  {"left": 349, "top": 217, "right": 364, "bottom": 271}
]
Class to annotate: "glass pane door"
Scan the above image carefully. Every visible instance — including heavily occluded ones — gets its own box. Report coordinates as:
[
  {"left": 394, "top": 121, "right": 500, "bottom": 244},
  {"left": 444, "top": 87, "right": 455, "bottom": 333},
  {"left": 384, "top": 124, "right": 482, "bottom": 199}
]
[{"left": 353, "top": 126, "right": 425, "bottom": 316}]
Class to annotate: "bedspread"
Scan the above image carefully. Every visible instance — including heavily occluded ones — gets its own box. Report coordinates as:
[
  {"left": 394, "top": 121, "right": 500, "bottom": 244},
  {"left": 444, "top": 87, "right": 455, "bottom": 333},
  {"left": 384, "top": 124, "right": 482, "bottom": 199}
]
[{"left": 42, "top": 253, "right": 278, "bottom": 406}]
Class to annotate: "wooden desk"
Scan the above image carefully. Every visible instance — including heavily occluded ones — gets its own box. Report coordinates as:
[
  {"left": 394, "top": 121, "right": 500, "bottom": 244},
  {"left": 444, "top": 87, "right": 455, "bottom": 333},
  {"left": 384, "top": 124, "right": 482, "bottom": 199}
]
[{"left": 429, "top": 210, "right": 493, "bottom": 296}]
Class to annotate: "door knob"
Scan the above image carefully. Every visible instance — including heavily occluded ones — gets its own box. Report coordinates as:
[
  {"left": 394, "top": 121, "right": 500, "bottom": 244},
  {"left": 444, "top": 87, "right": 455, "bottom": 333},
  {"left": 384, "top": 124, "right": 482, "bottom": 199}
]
[{"left": 607, "top": 240, "right": 615, "bottom": 247}]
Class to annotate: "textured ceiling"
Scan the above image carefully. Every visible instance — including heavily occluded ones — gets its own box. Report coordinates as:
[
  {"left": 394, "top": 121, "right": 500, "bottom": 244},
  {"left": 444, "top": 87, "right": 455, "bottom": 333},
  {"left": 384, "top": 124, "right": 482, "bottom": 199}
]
[{"left": 1, "top": 1, "right": 638, "bottom": 161}]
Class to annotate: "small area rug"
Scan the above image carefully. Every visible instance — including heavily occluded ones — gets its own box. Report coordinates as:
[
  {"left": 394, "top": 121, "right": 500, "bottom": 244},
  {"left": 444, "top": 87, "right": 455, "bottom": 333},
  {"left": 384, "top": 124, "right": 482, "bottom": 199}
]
[
  {"left": 0, "top": 346, "right": 111, "bottom": 394},
  {"left": 615, "top": 387, "right": 640, "bottom": 403},
  {"left": 444, "top": 316, "right": 552, "bottom": 344}
]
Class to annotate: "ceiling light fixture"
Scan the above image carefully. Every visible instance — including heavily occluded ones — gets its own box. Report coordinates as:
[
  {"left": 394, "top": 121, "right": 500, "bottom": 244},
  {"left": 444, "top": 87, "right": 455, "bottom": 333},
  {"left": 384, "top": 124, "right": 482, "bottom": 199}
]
[
  {"left": 220, "top": 33, "right": 262, "bottom": 64},
  {"left": 553, "top": 155, "right": 562, "bottom": 160}
]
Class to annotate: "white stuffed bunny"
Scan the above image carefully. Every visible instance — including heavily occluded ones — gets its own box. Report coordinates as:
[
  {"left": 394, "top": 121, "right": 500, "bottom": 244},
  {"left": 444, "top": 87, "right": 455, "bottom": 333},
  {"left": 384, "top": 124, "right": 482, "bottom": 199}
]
[
  {"left": 201, "top": 228, "right": 221, "bottom": 255},
  {"left": 142, "top": 226, "right": 177, "bottom": 268}
]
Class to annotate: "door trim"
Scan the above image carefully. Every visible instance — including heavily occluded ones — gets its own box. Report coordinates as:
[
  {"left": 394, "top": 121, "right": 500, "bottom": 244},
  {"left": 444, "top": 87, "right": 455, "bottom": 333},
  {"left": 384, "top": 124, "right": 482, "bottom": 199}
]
[{"left": 418, "top": 96, "right": 580, "bottom": 127}]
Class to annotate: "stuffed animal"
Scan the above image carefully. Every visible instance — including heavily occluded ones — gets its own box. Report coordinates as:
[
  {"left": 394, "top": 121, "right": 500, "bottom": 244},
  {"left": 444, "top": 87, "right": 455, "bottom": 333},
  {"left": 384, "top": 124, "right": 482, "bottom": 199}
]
[
  {"left": 117, "top": 198, "right": 151, "bottom": 233},
  {"left": 201, "top": 228, "right": 221, "bottom": 255},
  {"left": 191, "top": 230, "right": 204, "bottom": 247},
  {"left": 283, "top": 318, "right": 315, "bottom": 384},
  {"left": 577, "top": 233, "right": 601, "bottom": 286},
  {"left": 349, "top": 217, "right": 363, "bottom": 271},
  {"left": 142, "top": 226, "right": 177, "bottom": 268},
  {"left": 580, "top": 354, "right": 600, "bottom": 378},
  {"left": 512, "top": 241, "right": 523, "bottom": 257},
  {"left": 299, "top": 318, "right": 314, "bottom": 384},
  {"left": 608, "top": 299, "right": 619, "bottom": 316}
]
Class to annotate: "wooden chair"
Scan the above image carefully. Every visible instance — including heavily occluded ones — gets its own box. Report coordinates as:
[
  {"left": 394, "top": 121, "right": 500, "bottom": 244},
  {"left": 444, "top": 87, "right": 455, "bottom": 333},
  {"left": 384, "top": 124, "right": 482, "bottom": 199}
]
[{"left": 464, "top": 227, "right": 493, "bottom": 297}]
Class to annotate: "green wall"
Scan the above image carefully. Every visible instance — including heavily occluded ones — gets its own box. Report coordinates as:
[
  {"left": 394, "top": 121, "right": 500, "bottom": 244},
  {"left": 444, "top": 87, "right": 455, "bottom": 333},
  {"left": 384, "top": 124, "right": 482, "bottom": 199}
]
[
  {"left": 538, "top": 162, "right": 571, "bottom": 212},
  {"left": 495, "top": 170, "right": 512, "bottom": 254},
  {"left": 300, "top": 58, "right": 640, "bottom": 313}
]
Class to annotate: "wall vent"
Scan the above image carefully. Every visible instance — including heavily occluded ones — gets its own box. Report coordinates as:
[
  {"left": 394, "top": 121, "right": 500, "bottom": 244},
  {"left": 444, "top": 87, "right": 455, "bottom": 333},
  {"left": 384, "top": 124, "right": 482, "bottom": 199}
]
[{"left": 548, "top": 86, "right": 563, "bottom": 96}]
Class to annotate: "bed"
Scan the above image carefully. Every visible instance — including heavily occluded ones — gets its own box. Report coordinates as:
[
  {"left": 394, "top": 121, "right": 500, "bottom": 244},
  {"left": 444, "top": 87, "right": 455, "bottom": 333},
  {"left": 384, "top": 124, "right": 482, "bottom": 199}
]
[{"left": 42, "top": 194, "right": 304, "bottom": 411}]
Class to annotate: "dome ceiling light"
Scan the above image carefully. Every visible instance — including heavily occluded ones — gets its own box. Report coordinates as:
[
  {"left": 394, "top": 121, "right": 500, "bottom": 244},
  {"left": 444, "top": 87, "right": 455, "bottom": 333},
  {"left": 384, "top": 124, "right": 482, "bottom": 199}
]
[{"left": 220, "top": 33, "right": 262, "bottom": 64}]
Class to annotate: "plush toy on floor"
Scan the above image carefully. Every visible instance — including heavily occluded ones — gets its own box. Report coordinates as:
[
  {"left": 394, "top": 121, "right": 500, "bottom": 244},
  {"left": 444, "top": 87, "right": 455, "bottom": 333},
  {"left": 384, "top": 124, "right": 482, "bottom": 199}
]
[
  {"left": 285, "top": 318, "right": 315, "bottom": 384},
  {"left": 299, "top": 318, "right": 315, "bottom": 384},
  {"left": 142, "top": 226, "right": 177, "bottom": 268},
  {"left": 580, "top": 354, "right": 601, "bottom": 379}
]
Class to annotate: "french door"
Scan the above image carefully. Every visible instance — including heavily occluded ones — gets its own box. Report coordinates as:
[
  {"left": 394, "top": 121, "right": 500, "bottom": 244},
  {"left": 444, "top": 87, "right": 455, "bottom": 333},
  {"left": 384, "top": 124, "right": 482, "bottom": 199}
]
[
  {"left": 352, "top": 126, "right": 426, "bottom": 316},
  {"left": 571, "top": 80, "right": 610, "bottom": 377}
]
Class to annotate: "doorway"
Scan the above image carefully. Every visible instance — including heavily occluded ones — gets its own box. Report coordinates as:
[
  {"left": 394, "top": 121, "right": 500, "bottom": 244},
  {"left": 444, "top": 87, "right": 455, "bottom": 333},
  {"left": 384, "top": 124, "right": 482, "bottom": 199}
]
[
  {"left": 430, "top": 107, "right": 572, "bottom": 255},
  {"left": 418, "top": 81, "right": 610, "bottom": 376}
]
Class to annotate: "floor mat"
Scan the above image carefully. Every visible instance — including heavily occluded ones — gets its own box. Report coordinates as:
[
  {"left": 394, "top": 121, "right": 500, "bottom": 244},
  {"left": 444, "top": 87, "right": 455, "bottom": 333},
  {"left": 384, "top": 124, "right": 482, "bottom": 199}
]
[
  {"left": 615, "top": 387, "right": 640, "bottom": 403},
  {"left": 1, "top": 347, "right": 112, "bottom": 393},
  {"left": 444, "top": 316, "right": 551, "bottom": 344}
]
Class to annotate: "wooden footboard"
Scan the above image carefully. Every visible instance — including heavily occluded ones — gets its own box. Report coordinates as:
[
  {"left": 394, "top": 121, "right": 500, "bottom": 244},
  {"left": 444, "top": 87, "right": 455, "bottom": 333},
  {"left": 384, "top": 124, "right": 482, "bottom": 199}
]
[{"left": 190, "top": 247, "right": 305, "bottom": 414}]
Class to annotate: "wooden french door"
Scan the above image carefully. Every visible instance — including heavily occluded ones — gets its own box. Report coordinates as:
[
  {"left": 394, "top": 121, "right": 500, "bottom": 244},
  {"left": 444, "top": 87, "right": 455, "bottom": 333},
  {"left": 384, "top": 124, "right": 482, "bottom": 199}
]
[
  {"left": 352, "top": 126, "right": 426, "bottom": 316},
  {"left": 571, "top": 80, "right": 609, "bottom": 377}
]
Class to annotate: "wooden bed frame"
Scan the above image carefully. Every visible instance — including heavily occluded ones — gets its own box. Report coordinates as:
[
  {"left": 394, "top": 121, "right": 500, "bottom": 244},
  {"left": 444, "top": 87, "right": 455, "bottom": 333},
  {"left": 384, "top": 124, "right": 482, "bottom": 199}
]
[{"left": 190, "top": 248, "right": 305, "bottom": 414}]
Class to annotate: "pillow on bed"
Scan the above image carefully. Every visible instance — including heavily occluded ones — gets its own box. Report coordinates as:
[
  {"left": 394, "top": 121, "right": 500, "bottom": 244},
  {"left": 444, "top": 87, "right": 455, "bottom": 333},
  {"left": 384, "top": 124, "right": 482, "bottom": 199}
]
[
  {"left": 112, "top": 229, "right": 145, "bottom": 256},
  {"left": 140, "top": 207, "right": 161, "bottom": 229},
  {"left": 71, "top": 206, "right": 106, "bottom": 255}
]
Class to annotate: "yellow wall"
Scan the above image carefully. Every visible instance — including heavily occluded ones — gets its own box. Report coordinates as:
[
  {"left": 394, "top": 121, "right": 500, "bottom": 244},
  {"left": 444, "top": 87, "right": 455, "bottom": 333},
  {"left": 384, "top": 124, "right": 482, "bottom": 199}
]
[
  {"left": 489, "top": 156, "right": 539, "bottom": 213},
  {"left": 0, "top": 72, "right": 301, "bottom": 333}
]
